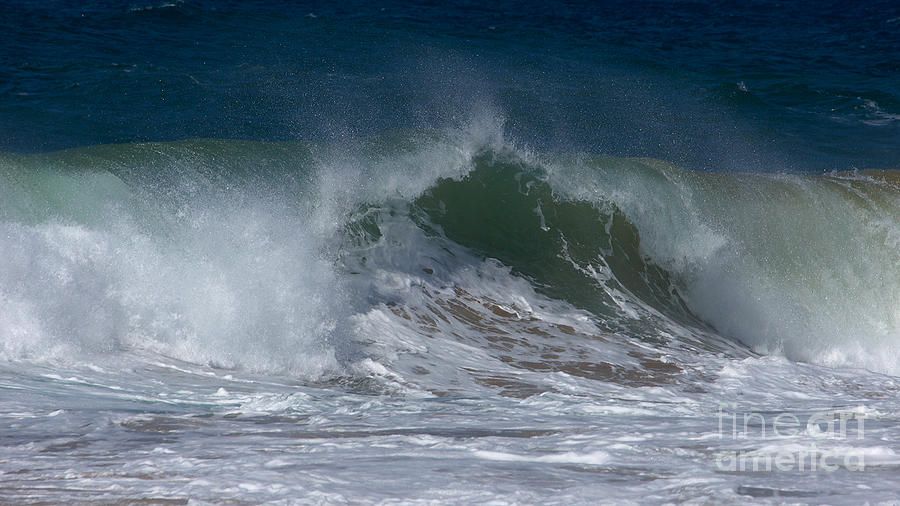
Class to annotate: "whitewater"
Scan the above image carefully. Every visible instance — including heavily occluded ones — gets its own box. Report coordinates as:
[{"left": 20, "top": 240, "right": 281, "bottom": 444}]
[{"left": 2, "top": 116, "right": 900, "bottom": 503}]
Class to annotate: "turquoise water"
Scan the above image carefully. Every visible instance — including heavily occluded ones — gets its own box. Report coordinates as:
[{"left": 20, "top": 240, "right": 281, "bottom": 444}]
[{"left": 2, "top": 2, "right": 900, "bottom": 503}]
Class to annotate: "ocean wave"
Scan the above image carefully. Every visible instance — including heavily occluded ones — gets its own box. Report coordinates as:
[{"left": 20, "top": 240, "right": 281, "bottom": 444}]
[{"left": 1, "top": 125, "right": 899, "bottom": 386}]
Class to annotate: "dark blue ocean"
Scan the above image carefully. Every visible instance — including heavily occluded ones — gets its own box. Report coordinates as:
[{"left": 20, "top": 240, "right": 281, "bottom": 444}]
[
  {"left": 4, "top": 1, "right": 899, "bottom": 169},
  {"left": 2, "top": 1, "right": 900, "bottom": 503}
]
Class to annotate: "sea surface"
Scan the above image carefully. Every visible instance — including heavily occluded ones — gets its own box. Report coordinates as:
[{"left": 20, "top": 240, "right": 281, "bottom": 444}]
[{"left": 2, "top": 1, "right": 900, "bottom": 503}]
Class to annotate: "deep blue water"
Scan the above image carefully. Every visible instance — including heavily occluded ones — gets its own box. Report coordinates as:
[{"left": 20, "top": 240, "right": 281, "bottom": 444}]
[{"left": 3, "top": 0, "right": 899, "bottom": 170}]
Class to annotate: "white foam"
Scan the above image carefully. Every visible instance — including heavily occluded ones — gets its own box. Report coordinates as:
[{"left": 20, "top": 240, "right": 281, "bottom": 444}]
[{"left": 472, "top": 450, "right": 610, "bottom": 465}]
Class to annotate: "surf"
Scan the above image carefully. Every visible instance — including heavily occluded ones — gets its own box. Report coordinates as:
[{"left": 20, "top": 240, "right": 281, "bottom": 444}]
[{"left": 1, "top": 125, "right": 899, "bottom": 385}]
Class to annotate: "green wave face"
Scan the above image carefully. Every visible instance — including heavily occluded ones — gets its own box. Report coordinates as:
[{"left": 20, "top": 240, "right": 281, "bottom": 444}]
[{"left": 415, "top": 152, "right": 700, "bottom": 330}]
